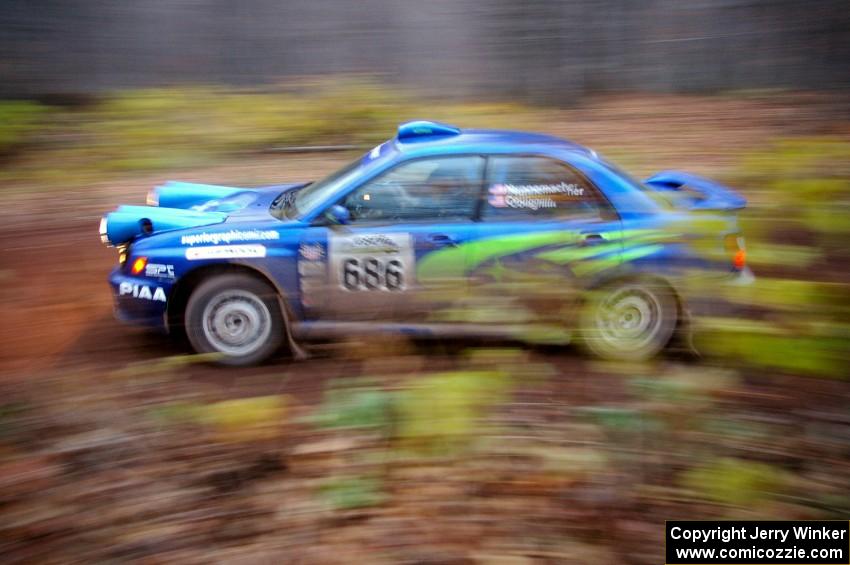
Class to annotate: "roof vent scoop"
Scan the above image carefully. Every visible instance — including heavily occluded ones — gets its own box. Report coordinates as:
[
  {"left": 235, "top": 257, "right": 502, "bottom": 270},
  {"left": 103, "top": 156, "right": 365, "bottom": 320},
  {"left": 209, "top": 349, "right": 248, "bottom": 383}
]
[{"left": 397, "top": 120, "right": 461, "bottom": 143}]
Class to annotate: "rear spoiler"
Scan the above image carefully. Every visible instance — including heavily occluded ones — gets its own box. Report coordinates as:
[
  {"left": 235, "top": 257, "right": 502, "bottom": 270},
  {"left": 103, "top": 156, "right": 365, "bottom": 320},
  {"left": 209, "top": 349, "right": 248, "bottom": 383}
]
[{"left": 644, "top": 170, "right": 746, "bottom": 211}]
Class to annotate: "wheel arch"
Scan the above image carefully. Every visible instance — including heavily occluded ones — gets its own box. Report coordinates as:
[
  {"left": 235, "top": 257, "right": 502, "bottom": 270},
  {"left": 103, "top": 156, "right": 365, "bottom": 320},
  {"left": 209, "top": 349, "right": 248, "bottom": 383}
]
[
  {"left": 167, "top": 263, "right": 292, "bottom": 337},
  {"left": 582, "top": 271, "right": 688, "bottom": 346}
]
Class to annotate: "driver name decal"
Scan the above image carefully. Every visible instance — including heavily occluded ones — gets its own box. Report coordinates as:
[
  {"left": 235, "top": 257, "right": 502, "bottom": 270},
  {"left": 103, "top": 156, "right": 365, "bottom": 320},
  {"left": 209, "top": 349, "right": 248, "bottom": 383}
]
[{"left": 489, "top": 182, "right": 585, "bottom": 210}]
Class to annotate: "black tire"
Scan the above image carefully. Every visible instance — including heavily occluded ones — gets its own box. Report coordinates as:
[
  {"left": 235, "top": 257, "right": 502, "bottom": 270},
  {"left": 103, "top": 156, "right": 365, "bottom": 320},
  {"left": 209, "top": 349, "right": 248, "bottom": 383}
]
[
  {"left": 185, "top": 273, "right": 286, "bottom": 366},
  {"left": 579, "top": 278, "right": 678, "bottom": 361}
]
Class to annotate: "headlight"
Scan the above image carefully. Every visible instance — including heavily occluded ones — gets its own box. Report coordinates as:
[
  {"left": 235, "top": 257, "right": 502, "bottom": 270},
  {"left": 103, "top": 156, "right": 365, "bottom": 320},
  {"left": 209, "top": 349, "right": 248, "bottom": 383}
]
[
  {"left": 146, "top": 189, "right": 159, "bottom": 207},
  {"left": 99, "top": 216, "right": 111, "bottom": 245}
]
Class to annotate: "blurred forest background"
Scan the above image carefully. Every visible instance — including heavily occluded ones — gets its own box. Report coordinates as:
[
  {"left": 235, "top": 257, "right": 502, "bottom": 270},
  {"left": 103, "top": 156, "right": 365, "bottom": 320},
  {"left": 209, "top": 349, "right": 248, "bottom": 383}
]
[
  {"left": 2, "top": 0, "right": 849, "bottom": 98},
  {"left": 0, "top": 1, "right": 848, "bottom": 563}
]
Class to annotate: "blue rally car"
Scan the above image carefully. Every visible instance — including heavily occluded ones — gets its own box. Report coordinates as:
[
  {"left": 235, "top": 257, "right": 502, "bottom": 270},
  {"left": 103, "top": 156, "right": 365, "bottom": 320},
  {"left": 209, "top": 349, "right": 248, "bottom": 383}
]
[{"left": 100, "top": 121, "right": 751, "bottom": 365}]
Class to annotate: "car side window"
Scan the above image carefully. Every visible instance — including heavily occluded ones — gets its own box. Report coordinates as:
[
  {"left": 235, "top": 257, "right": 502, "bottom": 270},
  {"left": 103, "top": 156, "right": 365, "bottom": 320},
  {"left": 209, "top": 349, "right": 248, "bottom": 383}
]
[
  {"left": 342, "top": 156, "right": 484, "bottom": 223},
  {"left": 483, "top": 156, "right": 610, "bottom": 221}
]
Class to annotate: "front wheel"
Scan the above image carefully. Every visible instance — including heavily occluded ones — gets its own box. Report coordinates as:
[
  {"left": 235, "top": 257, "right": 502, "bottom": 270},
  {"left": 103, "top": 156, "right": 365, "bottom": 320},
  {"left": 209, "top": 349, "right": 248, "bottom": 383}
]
[
  {"left": 579, "top": 279, "right": 678, "bottom": 361},
  {"left": 185, "top": 274, "right": 286, "bottom": 366}
]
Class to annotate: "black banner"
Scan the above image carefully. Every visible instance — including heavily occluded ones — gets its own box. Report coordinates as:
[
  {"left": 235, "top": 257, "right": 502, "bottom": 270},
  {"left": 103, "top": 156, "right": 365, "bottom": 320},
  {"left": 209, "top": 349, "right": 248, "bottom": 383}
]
[{"left": 666, "top": 521, "right": 849, "bottom": 564}]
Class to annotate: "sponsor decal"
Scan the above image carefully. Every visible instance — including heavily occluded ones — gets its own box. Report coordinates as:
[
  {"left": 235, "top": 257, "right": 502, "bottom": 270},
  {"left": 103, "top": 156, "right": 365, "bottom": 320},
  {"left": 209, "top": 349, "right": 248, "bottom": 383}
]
[
  {"left": 299, "top": 243, "right": 324, "bottom": 262},
  {"left": 119, "top": 282, "right": 167, "bottom": 302},
  {"left": 298, "top": 243, "right": 326, "bottom": 309},
  {"left": 185, "top": 244, "right": 267, "bottom": 260},
  {"left": 181, "top": 229, "right": 279, "bottom": 246},
  {"left": 298, "top": 261, "right": 326, "bottom": 277},
  {"left": 338, "top": 234, "right": 401, "bottom": 254},
  {"left": 144, "top": 263, "right": 175, "bottom": 278},
  {"left": 488, "top": 182, "right": 585, "bottom": 210}
]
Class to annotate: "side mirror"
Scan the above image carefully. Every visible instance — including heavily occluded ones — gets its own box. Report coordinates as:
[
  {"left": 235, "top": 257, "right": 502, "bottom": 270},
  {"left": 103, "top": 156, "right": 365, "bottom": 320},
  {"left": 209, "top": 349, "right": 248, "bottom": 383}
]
[{"left": 325, "top": 204, "right": 351, "bottom": 226}]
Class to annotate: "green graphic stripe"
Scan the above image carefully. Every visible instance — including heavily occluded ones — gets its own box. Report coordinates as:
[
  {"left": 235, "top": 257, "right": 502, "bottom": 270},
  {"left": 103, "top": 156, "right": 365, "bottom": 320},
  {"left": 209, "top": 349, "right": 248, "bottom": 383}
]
[
  {"left": 417, "top": 230, "right": 578, "bottom": 280},
  {"left": 572, "top": 244, "right": 664, "bottom": 277},
  {"left": 534, "top": 241, "right": 621, "bottom": 265},
  {"left": 534, "top": 229, "right": 671, "bottom": 265},
  {"left": 618, "top": 229, "right": 669, "bottom": 241},
  {"left": 416, "top": 228, "right": 670, "bottom": 280}
]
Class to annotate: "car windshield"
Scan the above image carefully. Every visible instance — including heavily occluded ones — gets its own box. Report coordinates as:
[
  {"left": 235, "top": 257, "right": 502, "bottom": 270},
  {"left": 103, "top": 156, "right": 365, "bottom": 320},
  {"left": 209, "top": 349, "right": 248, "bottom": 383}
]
[
  {"left": 277, "top": 157, "right": 366, "bottom": 220},
  {"left": 276, "top": 141, "right": 398, "bottom": 219}
]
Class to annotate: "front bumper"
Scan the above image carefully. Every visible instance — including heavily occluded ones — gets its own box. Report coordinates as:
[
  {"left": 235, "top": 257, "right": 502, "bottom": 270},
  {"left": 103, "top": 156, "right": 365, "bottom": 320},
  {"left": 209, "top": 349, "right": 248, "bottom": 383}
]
[{"left": 108, "top": 267, "right": 172, "bottom": 331}]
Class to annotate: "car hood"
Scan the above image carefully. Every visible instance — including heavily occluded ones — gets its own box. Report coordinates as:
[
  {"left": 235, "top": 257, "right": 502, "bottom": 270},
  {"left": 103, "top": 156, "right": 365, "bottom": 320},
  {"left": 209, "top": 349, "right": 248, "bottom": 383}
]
[{"left": 100, "top": 181, "right": 308, "bottom": 246}]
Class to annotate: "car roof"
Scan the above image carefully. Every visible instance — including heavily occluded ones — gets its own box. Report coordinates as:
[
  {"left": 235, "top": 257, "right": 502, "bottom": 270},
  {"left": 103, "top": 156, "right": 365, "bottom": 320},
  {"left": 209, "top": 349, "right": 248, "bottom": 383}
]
[{"left": 391, "top": 121, "right": 595, "bottom": 159}]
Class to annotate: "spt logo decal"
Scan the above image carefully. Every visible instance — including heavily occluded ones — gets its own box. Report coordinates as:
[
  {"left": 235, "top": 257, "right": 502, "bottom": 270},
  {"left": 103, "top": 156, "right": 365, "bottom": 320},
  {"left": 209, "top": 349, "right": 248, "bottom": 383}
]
[{"left": 145, "top": 263, "right": 175, "bottom": 278}]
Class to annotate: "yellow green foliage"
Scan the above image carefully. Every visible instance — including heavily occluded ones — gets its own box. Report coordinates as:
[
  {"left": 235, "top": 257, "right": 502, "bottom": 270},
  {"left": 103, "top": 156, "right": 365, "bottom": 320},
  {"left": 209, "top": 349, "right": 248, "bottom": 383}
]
[
  {"left": 695, "top": 139, "right": 850, "bottom": 378},
  {"left": 631, "top": 368, "right": 739, "bottom": 405},
  {"left": 696, "top": 322, "right": 846, "bottom": 378},
  {"left": 1, "top": 79, "right": 544, "bottom": 187},
  {"left": 318, "top": 476, "right": 387, "bottom": 510},
  {"left": 696, "top": 275, "right": 848, "bottom": 378},
  {"left": 310, "top": 385, "right": 393, "bottom": 431},
  {"left": 681, "top": 458, "right": 790, "bottom": 507},
  {"left": 737, "top": 137, "right": 850, "bottom": 247},
  {"left": 0, "top": 101, "right": 49, "bottom": 153},
  {"left": 394, "top": 370, "right": 512, "bottom": 453},
  {"left": 196, "top": 395, "right": 288, "bottom": 442}
]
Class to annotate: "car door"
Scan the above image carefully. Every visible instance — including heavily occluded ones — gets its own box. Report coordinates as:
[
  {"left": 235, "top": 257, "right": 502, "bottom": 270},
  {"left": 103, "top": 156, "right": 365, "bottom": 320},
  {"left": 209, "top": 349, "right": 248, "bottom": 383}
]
[
  {"left": 299, "top": 155, "right": 485, "bottom": 323},
  {"left": 465, "top": 155, "right": 623, "bottom": 330}
]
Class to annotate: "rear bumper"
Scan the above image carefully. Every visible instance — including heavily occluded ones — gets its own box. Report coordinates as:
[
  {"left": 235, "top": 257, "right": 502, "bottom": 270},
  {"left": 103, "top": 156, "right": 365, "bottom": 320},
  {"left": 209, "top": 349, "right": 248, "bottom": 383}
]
[{"left": 108, "top": 267, "right": 171, "bottom": 331}]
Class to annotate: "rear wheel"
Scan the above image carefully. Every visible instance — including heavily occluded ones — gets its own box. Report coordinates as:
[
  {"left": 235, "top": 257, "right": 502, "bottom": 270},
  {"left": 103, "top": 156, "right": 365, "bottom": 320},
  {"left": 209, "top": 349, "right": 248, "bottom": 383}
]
[
  {"left": 185, "top": 274, "right": 285, "bottom": 366},
  {"left": 580, "top": 279, "right": 677, "bottom": 361}
]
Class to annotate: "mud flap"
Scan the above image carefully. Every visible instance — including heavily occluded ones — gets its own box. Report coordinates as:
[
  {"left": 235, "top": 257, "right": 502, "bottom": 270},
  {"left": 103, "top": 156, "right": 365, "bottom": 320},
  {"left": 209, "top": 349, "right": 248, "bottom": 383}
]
[{"left": 278, "top": 296, "right": 309, "bottom": 360}]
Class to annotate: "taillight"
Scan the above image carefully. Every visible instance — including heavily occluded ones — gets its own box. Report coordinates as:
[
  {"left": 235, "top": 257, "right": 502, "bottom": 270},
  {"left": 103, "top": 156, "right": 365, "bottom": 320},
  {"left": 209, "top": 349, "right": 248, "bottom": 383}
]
[
  {"left": 733, "top": 248, "right": 746, "bottom": 270},
  {"left": 724, "top": 234, "right": 746, "bottom": 271}
]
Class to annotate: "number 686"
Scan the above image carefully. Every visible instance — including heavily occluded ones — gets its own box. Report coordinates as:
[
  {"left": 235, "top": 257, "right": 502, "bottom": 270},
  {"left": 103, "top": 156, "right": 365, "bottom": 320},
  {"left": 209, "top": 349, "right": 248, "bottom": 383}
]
[{"left": 342, "top": 257, "right": 405, "bottom": 291}]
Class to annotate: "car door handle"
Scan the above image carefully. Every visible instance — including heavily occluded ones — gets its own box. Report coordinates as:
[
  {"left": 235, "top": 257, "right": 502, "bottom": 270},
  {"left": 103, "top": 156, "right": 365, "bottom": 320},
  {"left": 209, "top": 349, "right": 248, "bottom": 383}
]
[
  {"left": 427, "top": 233, "right": 458, "bottom": 247},
  {"left": 581, "top": 233, "right": 606, "bottom": 246}
]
